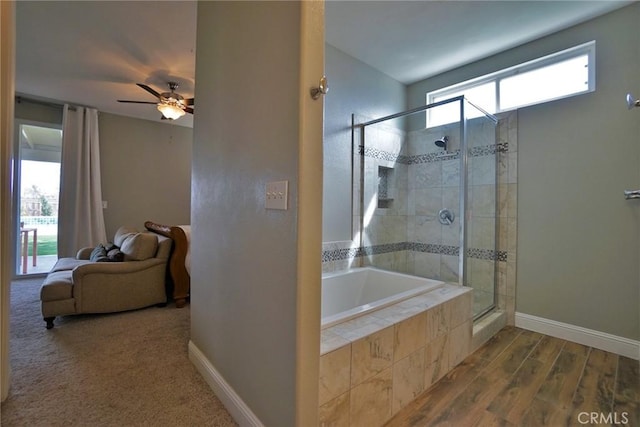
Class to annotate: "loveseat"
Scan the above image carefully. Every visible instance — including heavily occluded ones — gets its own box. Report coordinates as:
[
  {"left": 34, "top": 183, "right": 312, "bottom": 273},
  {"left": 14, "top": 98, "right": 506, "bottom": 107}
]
[{"left": 40, "top": 226, "right": 172, "bottom": 329}]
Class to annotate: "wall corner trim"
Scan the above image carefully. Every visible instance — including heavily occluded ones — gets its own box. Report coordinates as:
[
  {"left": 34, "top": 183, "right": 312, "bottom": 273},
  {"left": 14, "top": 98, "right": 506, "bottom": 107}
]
[
  {"left": 515, "top": 312, "right": 640, "bottom": 360},
  {"left": 188, "top": 341, "right": 265, "bottom": 427}
]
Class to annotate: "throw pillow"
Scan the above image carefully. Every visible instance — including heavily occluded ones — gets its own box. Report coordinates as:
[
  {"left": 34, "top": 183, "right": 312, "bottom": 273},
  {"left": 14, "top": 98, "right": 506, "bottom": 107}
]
[
  {"left": 120, "top": 232, "right": 158, "bottom": 261},
  {"left": 107, "top": 248, "right": 124, "bottom": 262},
  {"left": 89, "top": 244, "right": 109, "bottom": 262}
]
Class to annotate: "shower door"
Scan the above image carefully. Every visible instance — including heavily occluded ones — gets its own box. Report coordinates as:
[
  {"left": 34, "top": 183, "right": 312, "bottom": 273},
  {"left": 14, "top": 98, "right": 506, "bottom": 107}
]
[
  {"left": 356, "top": 97, "right": 499, "bottom": 319},
  {"left": 463, "top": 99, "right": 498, "bottom": 318}
]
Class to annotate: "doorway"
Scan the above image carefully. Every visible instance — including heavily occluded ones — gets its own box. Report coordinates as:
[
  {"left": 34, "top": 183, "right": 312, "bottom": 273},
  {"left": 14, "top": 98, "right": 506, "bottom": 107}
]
[{"left": 14, "top": 121, "right": 62, "bottom": 276}]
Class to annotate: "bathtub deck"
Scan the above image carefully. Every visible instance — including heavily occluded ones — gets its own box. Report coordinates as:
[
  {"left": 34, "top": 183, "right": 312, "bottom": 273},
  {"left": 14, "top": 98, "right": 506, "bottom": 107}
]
[
  {"left": 318, "top": 283, "right": 474, "bottom": 426},
  {"left": 321, "top": 283, "right": 469, "bottom": 355}
]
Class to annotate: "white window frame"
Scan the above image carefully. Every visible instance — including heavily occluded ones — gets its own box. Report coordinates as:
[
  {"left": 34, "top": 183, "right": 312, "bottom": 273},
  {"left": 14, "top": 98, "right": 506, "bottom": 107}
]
[{"left": 426, "top": 41, "right": 595, "bottom": 127}]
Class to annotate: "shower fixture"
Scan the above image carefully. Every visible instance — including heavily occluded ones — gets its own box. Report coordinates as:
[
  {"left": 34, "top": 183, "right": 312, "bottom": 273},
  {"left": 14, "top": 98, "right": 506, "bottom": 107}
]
[
  {"left": 434, "top": 136, "right": 449, "bottom": 151},
  {"left": 438, "top": 208, "right": 455, "bottom": 226},
  {"left": 626, "top": 93, "right": 640, "bottom": 109}
]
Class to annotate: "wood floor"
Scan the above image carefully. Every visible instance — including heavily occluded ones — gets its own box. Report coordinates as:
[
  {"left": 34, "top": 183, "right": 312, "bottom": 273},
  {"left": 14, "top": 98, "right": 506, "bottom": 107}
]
[{"left": 385, "top": 326, "right": 639, "bottom": 427}]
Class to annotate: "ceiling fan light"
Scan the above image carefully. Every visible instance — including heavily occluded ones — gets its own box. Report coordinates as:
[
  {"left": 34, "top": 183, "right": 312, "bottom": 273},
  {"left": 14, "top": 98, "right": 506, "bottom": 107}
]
[{"left": 157, "top": 102, "right": 186, "bottom": 120}]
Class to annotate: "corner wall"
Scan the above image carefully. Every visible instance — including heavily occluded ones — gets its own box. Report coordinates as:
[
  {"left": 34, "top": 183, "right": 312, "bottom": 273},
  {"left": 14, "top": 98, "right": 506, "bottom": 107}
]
[
  {"left": 190, "top": 2, "right": 321, "bottom": 425},
  {"left": 408, "top": 4, "right": 640, "bottom": 341}
]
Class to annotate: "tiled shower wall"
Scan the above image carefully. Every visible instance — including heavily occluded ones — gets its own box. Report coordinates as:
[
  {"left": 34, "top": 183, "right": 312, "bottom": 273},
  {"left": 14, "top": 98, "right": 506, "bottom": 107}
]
[
  {"left": 322, "top": 112, "right": 517, "bottom": 325},
  {"left": 496, "top": 111, "right": 518, "bottom": 325}
]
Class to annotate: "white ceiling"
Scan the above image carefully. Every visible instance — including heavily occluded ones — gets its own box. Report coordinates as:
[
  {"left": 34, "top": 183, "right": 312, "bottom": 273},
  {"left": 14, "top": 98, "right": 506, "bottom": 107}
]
[
  {"left": 16, "top": 1, "right": 197, "bottom": 127},
  {"left": 15, "top": 1, "right": 632, "bottom": 129},
  {"left": 325, "top": 0, "right": 633, "bottom": 85}
]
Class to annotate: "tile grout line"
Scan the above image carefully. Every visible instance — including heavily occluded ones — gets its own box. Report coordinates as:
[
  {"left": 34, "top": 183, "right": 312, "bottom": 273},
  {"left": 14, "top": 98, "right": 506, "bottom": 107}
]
[
  {"left": 508, "top": 331, "right": 545, "bottom": 380},
  {"left": 474, "top": 328, "right": 536, "bottom": 426},
  {"left": 611, "top": 352, "right": 620, "bottom": 412},
  {"left": 400, "top": 328, "right": 526, "bottom": 426},
  {"left": 470, "top": 327, "right": 524, "bottom": 379},
  {"left": 568, "top": 346, "right": 593, "bottom": 415},
  {"left": 460, "top": 327, "right": 526, "bottom": 403}
]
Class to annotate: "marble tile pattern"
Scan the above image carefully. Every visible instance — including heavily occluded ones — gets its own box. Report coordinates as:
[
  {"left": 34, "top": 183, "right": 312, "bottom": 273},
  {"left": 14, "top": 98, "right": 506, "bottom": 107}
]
[
  {"left": 495, "top": 111, "right": 517, "bottom": 326},
  {"left": 318, "top": 285, "right": 473, "bottom": 427},
  {"left": 319, "top": 345, "right": 352, "bottom": 406}
]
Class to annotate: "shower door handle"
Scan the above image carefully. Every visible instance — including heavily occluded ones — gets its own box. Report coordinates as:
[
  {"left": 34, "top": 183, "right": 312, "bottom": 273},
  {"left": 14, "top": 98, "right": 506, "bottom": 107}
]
[{"left": 624, "top": 189, "right": 640, "bottom": 200}]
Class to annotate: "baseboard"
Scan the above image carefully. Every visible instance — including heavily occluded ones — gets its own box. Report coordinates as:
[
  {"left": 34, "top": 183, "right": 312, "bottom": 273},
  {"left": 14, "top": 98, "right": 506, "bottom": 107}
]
[
  {"left": 515, "top": 312, "right": 640, "bottom": 360},
  {"left": 188, "top": 340, "right": 264, "bottom": 427}
]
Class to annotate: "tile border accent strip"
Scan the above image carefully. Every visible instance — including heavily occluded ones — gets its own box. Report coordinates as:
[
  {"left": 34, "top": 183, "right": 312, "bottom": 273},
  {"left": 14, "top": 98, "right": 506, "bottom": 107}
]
[
  {"left": 359, "top": 142, "right": 508, "bottom": 165},
  {"left": 322, "top": 242, "right": 507, "bottom": 263}
]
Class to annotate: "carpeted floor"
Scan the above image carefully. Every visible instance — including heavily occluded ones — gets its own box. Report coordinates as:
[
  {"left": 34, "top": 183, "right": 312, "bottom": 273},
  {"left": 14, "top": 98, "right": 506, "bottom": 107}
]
[{"left": 1, "top": 277, "right": 237, "bottom": 427}]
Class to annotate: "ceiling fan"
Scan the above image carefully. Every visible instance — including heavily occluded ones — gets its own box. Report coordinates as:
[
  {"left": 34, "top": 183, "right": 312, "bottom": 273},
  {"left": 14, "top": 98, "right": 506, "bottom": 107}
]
[{"left": 118, "top": 82, "right": 194, "bottom": 120}]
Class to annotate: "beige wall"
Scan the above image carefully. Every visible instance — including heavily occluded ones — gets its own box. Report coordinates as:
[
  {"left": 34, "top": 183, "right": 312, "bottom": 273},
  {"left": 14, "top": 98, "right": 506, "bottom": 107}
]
[
  {"left": 408, "top": 4, "right": 640, "bottom": 340},
  {"left": 515, "top": 5, "right": 639, "bottom": 340},
  {"left": 14, "top": 100, "right": 62, "bottom": 124},
  {"left": 99, "top": 113, "right": 191, "bottom": 237},
  {"left": 191, "top": 2, "right": 321, "bottom": 425}
]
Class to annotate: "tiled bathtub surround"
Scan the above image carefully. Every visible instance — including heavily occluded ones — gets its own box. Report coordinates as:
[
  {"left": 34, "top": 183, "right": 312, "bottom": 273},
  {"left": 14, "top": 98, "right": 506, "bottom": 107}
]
[
  {"left": 353, "top": 116, "right": 501, "bottom": 306},
  {"left": 318, "top": 110, "right": 517, "bottom": 423},
  {"left": 322, "top": 110, "right": 518, "bottom": 328},
  {"left": 318, "top": 285, "right": 473, "bottom": 427}
]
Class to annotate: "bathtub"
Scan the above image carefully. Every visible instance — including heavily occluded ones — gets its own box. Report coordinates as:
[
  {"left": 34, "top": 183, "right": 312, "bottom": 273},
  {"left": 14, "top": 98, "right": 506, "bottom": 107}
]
[{"left": 321, "top": 267, "right": 444, "bottom": 328}]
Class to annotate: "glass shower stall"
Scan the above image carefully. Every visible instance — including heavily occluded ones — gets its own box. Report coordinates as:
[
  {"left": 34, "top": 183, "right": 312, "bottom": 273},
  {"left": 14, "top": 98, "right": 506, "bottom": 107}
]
[{"left": 353, "top": 96, "right": 499, "bottom": 319}]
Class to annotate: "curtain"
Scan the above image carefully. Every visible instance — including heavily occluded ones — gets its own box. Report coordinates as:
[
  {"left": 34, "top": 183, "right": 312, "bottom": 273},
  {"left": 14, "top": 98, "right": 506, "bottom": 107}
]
[{"left": 57, "top": 105, "right": 107, "bottom": 257}]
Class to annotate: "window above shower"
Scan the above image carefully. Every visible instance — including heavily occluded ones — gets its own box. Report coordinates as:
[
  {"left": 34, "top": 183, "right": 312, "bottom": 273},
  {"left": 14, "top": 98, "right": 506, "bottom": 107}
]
[{"left": 427, "top": 40, "right": 595, "bottom": 127}]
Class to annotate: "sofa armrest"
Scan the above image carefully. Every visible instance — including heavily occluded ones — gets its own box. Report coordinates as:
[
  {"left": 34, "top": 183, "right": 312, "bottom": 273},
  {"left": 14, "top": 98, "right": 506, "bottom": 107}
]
[
  {"left": 72, "top": 258, "right": 165, "bottom": 280},
  {"left": 77, "top": 247, "right": 94, "bottom": 260}
]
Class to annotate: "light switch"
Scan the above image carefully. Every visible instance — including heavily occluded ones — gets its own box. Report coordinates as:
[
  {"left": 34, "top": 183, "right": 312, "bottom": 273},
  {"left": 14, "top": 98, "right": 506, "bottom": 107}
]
[{"left": 266, "top": 180, "right": 288, "bottom": 210}]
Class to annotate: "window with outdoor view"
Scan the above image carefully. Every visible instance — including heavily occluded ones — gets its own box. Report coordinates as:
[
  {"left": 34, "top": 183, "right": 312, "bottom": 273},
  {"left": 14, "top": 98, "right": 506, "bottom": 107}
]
[{"left": 427, "top": 41, "right": 595, "bottom": 127}]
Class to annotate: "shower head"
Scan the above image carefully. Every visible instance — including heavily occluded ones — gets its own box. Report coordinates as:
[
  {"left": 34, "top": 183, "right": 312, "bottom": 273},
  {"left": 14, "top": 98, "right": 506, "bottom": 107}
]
[
  {"left": 626, "top": 93, "right": 640, "bottom": 109},
  {"left": 434, "top": 136, "right": 448, "bottom": 150}
]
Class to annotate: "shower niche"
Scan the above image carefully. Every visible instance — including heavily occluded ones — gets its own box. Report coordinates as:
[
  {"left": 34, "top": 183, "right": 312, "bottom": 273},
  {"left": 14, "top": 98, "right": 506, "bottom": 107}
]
[
  {"left": 377, "top": 165, "right": 394, "bottom": 209},
  {"left": 353, "top": 96, "right": 500, "bottom": 320}
]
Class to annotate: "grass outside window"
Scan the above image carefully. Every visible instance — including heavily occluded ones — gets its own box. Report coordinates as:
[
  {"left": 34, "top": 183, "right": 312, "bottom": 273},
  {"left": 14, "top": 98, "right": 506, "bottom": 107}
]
[{"left": 26, "top": 235, "right": 58, "bottom": 256}]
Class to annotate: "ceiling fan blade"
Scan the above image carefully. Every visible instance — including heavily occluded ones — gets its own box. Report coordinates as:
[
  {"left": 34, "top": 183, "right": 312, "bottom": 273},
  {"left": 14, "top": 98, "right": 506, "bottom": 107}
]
[
  {"left": 117, "top": 100, "right": 158, "bottom": 104},
  {"left": 136, "top": 83, "right": 161, "bottom": 99},
  {"left": 184, "top": 106, "right": 194, "bottom": 114},
  {"left": 185, "top": 98, "right": 194, "bottom": 106}
]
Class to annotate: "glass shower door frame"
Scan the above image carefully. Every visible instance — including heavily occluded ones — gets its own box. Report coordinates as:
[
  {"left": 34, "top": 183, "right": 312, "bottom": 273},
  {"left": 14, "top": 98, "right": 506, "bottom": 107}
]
[
  {"left": 355, "top": 96, "right": 499, "bottom": 319},
  {"left": 461, "top": 98, "right": 499, "bottom": 319}
]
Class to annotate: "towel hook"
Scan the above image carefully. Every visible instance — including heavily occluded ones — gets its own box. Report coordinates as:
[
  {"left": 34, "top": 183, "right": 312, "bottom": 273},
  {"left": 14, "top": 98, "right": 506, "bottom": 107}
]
[{"left": 310, "top": 76, "right": 329, "bottom": 100}]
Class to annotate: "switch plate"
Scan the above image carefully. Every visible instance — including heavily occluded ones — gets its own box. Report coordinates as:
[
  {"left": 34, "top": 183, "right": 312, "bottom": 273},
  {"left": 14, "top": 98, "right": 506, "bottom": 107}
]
[{"left": 266, "top": 180, "right": 288, "bottom": 210}]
